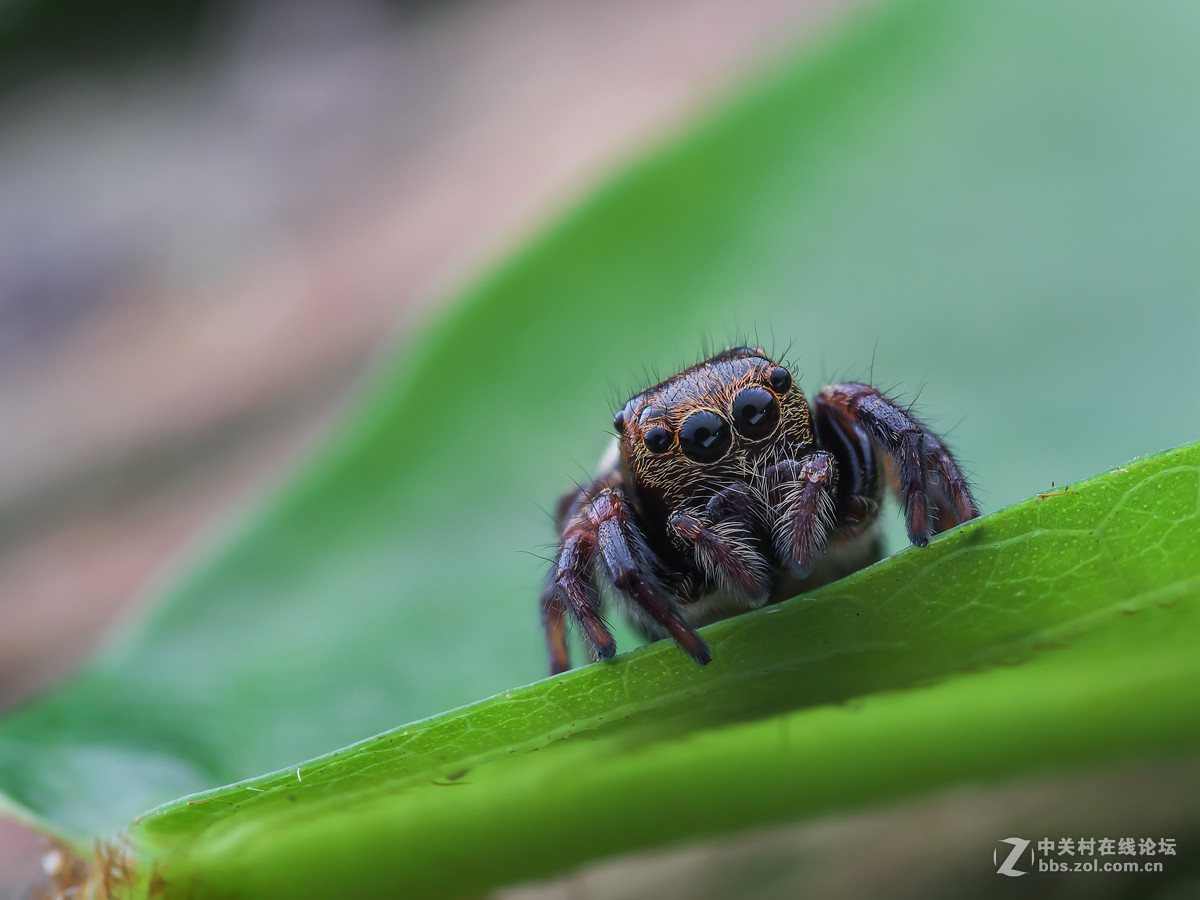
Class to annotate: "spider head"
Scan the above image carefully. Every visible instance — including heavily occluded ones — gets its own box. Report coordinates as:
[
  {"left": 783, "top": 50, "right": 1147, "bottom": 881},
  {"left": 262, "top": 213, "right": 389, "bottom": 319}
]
[{"left": 612, "top": 348, "right": 812, "bottom": 499}]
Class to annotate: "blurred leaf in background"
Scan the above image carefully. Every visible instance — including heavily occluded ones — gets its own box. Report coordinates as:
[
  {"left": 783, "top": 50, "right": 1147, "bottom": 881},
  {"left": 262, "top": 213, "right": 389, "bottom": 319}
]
[{"left": 0, "top": 0, "right": 1197, "bottom": 885}]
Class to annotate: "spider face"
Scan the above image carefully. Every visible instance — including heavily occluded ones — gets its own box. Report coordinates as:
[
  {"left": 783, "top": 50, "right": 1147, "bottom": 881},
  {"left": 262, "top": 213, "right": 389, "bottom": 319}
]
[
  {"left": 614, "top": 349, "right": 810, "bottom": 507},
  {"left": 540, "top": 346, "right": 980, "bottom": 674}
]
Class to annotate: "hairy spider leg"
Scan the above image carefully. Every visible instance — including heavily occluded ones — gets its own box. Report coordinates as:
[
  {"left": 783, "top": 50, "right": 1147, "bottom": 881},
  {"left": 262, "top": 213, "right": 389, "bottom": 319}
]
[
  {"left": 764, "top": 451, "right": 838, "bottom": 575},
  {"left": 589, "top": 488, "right": 713, "bottom": 666},
  {"left": 815, "top": 383, "right": 980, "bottom": 546},
  {"left": 668, "top": 507, "right": 768, "bottom": 602},
  {"left": 812, "top": 396, "right": 883, "bottom": 537},
  {"left": 545, "top": 518, "right": 612, "bottom": 673},
  {"left": 539, "top": 581, "right": 571, "bottom": 675}
]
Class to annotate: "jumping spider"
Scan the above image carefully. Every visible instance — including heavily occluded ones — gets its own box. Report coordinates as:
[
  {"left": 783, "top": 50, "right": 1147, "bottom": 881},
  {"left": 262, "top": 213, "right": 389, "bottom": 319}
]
[{"left": 540, "top": 347, "right": 980, "bottom": 674}]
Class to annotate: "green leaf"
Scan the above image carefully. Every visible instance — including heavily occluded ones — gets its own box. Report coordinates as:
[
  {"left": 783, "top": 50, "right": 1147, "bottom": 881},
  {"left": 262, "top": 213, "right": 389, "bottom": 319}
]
[
  {"left": 1, "top": 0, "right": 1199, "bottom": 883},
  {"left": 129, "top": 442, "right": 1200, "bottom": 898}
]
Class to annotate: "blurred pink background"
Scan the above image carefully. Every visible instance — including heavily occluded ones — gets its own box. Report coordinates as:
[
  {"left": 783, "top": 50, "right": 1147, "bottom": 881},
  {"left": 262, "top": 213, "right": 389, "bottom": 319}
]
[{"left": 0, "top": 0, "right": 851, "bottom": 893}]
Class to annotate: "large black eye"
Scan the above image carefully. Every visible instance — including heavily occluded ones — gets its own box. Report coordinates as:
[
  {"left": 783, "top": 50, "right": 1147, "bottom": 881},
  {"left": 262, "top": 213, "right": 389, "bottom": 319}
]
[
  {"left": 678, "top": 410, "right": 731, "bottom": 463},
  {"left": 613, "top": 410, "right": 626, "bottom": 433},
  {"left": 643, "top": 426, "right": 673, "bottom": 454},
  {"left": 769, "top": 366, "right": 792, "bottom": 394},
  {"left": 732, "top": 386, "right": 779, "bottom": 439}
]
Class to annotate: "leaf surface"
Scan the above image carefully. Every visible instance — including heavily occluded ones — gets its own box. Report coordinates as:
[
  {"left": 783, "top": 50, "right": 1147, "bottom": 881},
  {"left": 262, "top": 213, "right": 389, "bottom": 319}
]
[{"left": 129, "top": 443, "right": 1200, "bottom": 898}]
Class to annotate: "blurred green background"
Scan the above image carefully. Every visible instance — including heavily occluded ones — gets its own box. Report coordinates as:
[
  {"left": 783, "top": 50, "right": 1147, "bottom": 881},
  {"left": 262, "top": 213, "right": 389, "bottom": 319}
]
[{"left": 1, "top": 0, "right": 1198, "bottom": 895}]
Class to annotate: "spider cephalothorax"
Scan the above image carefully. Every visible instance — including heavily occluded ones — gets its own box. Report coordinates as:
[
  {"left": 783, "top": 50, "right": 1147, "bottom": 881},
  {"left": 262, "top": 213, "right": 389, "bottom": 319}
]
[{"left": 540, "top": 347, "right": 979, "bottom": 674}]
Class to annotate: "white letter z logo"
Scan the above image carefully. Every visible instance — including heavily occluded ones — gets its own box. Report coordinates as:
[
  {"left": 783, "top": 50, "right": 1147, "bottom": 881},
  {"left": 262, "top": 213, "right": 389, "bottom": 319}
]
[{"left": 994, "top": 837, "right": 1030, "bottom": 877}]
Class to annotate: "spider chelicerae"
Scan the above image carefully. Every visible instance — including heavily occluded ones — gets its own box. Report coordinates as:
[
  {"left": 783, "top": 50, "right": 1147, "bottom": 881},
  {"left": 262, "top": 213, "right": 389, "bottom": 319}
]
[{"left": 540, "top": 346, "right": 980, "bottom": 674}]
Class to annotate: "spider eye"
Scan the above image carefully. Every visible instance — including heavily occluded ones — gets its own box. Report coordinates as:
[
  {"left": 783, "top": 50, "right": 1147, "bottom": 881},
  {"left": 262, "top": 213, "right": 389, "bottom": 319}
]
[
  {"left": 643, "top": 426, "right": 673, "bottom": 454},
  {"left": 613, "top": 410, "right": 626, "bottom": 433},
  {"left": 678, "top": 410, "right": 731, "bottom": 463},
  {"left": 732, "top": 386, "right": 779, "bottom": 439},
  {"left": 768, "top": 366, "right": 792, "bottom": 394}
]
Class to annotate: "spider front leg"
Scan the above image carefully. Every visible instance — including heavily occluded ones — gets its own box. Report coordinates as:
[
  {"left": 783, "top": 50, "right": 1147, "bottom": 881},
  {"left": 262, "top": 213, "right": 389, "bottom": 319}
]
[
  {"left": 765, "top": 451, "right": 838, "bottom": 575},
  {"left": 544, "top": 486, "right": 710, "bottom": 673},
  {"left": 589, "top": 488, "right": 712, "bottom": 666},
  {"left": 816, "top": 383, "right": 980, "bottom": 546},
  {"left": 668, "top": 482, "right": 770, "bottom": 604}
]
